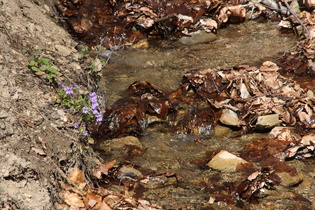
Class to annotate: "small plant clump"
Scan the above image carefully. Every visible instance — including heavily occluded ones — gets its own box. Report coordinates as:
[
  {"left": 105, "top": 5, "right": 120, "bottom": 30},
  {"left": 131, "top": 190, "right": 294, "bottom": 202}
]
[
  {"left": 28, "top": 54, "right": 57, "bottom": 82},
  {"left": 56, "top": 82, "right": 103, "bottom": 137}
]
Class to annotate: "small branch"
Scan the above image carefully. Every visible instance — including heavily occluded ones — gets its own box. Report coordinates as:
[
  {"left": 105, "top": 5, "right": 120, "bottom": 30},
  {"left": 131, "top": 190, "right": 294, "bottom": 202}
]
[
  {"left": 283, "top": 0, "right": 310, "bottom": 40},
  {"left": 50, "top": 161, "right": 86, "bottom": 196}
]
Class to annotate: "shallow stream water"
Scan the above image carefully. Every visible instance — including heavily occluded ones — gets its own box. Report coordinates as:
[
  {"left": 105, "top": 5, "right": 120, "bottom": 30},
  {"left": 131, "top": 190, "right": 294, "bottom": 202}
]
[
  {"left": 96, "top": 21, "right": 315, "bottom": 209},
  {"left": 101, "top": 20, "right": 296, "bottom": 106}
]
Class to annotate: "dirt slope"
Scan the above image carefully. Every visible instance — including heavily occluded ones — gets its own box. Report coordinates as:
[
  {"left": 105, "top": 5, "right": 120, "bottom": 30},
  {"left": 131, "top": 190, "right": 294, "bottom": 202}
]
[{"left": 0, "top": 0, "right": 93, "bottom": 209}]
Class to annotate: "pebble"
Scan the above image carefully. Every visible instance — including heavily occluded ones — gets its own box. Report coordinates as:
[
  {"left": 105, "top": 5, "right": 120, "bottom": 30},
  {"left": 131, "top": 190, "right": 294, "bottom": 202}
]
[
  {"left": 119, "top": 165, "right": 143, "bottom": 178},
  {"left": 207, "top": 150, "right": 248, "bottom": 172}
]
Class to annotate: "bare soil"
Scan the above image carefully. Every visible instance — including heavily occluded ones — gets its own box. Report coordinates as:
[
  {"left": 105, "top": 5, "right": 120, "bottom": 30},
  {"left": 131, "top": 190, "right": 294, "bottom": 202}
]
[{"left": 0, "top": 0, "right": 98, "bottom": 209}]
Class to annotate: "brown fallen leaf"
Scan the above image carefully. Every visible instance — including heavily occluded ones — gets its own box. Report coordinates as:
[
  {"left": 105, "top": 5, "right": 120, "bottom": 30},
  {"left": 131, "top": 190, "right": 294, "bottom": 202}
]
[
  {"left": 99, "top": 200, "right": 113, "bottom": 210},
  {"left": 63, "top": 192, "right": 85, "bottom": 208},
  {"left": 83, "top": 190, "right": 103, "bottom": 209},
  {"left": 68, "top": 169, "right": 85, "bottom": 186},
  {"left": 92, "top": 160, "right": 117, "bottom": 179}
]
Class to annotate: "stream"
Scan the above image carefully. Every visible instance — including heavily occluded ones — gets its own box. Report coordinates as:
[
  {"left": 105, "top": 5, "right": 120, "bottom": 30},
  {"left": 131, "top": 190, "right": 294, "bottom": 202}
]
[{"left": 94, "top": 21, "right": 315, "bottom": 209}]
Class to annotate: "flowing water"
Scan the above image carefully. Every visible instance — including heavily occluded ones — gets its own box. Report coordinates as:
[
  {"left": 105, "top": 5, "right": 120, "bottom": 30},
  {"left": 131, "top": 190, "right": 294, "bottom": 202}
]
[
  {"left": 96, "top": 21, "right": 315, "bottom": 209},
  {"left": 101, "top": 20, "right": 296, "bottom": 106}
]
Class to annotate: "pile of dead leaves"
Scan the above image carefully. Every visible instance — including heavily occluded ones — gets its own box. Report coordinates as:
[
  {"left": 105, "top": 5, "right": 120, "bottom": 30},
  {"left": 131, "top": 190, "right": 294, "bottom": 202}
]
[
  {"left": 57, "top": 0, "right": 315, "bottom": 47},
  {"left": 178, "top": 62, "right": 315, "bottom": 129},
  {"left": 56, "top": 160, "right": 180, "bottom": 209},
  {"left": 92, "top": 81, "right": 176, "bottom": 140},
  {"left": 93, "top": 61, "right": 315, "bottom": 140},
  {"left": 58, "top": 0, "right": 247, "bottom": 47}
]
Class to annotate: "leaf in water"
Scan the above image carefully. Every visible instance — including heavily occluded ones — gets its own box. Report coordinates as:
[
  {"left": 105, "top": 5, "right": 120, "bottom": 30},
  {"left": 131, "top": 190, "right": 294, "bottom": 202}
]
[
  {"left": 94, "top": 103, "right": 146, "bottom": 140},
  {"left": 92, "top": 160, "right": 117, "bottom": 179},
  {"left": 121, "top": 145, "right": 146, "bottom": 159},
  {"left": 176, "top": 108, "right": 217, "bottom": 136},
  {"left": 231, "top": 168, "right": 280, "bottom": 202}
]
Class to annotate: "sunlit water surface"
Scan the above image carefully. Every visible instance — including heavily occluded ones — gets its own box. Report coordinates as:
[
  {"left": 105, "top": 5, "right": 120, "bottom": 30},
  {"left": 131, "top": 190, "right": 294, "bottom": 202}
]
[{"left": 96, "top": 21, "right": 315, "bottom": 209}]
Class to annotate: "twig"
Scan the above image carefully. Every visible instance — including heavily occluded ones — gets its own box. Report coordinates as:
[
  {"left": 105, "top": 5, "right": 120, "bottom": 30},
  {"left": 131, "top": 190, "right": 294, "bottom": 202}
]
[
  {"left": 283, "top": 0, "right": 310, "bottom": 40},
  {"left": 49, "top": 161, "right": 86, "bottom": 195},
  {"left": 0, "top": 20, "right": 14, "bottom": 43}
]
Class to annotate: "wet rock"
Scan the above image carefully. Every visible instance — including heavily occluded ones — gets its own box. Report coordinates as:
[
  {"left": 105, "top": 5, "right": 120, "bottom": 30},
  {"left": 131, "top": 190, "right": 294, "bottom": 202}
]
[
  {"left": 140, "top": 174, "right": 177, "bottom": 189},
  {"left": 119, "top": 165, "right": 143, "bottom": 178},
  {"left": 178, "top": 31, "right": 217, "bottom": 45},
  {"left": 147, "top": 115, "right": 167, "bottom": 124},
  {"left": 219, "top": 109, "right": 240, "bottom": 127},
  {"left": 207, "top": 150, "right": 248, "bottom": 172},
  {"left": 276, "top": 172, "right": 304, "bottom": 187},
  {"left": 255, "top": 114, "right": 280, "bottom": 131},
  {"left": 214, "top": 124, "right": 233, "bottom": 138},
  {"left": 101, "top": 136, "right": 143, "bottom": 150},
  {"left": 131, "top": 39, "right": 149, "bottom": 49}
]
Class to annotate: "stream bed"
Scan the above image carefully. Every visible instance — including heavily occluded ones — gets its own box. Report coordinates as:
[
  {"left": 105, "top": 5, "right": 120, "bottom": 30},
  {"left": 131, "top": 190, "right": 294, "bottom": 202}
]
[
  {"left": 101, "top": 20, "right": 296, "bottom": 106},
  {"left": 94, "top": 21, "right": 315, "bottom": 209}
]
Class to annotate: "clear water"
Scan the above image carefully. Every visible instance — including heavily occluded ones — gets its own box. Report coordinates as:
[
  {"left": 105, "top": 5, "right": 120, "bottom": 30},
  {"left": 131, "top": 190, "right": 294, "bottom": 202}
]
[
  {"left": 96, "top": 21, "right": 315, "bottom": 209},
  {"left": 101, "top": 20, "right": 296, "bottom": 106}
]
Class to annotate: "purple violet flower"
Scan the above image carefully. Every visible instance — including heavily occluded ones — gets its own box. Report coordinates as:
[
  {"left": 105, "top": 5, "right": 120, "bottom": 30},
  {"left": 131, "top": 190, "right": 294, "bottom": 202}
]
[
  {"left": 92, "top": 109, "right": 99, "bottom": 115},
  {"left": 89, "top": 92, "right": 97, "bottom": 98},
  {"left": 89, "top": 92, "right": 98, "bottom": 103},
  {"left": 90, "top": 102, "right": 99, "bottom": 110},
  {"left": 58, "top": 82, "right": 65, "bottom": 88},
  {"left": 82, "top": 107, "right": 89, "bottom": 114},
  {"left": 65, "top": 86, "right": 74, "bottom": 94},
  {"left": 74, "top": 124, "right": 79, "bottom": 129},
  {"left": 96, "top": 112, "right": 103, "bottom": 122},
  {"left": 83, "top": 131, "right": 88, "bottom": 136}
]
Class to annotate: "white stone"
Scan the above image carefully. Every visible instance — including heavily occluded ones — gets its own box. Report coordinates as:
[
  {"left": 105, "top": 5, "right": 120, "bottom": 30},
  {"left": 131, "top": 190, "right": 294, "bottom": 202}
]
[
  {"left": 256, "top": 114, "right": 279, "bottom": 130},
  {"left": 207, "top": 150, "right": 248, "bottom": 172},
  {"left": 219, "top": 109, "right": 240, "bottom": 127}
]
